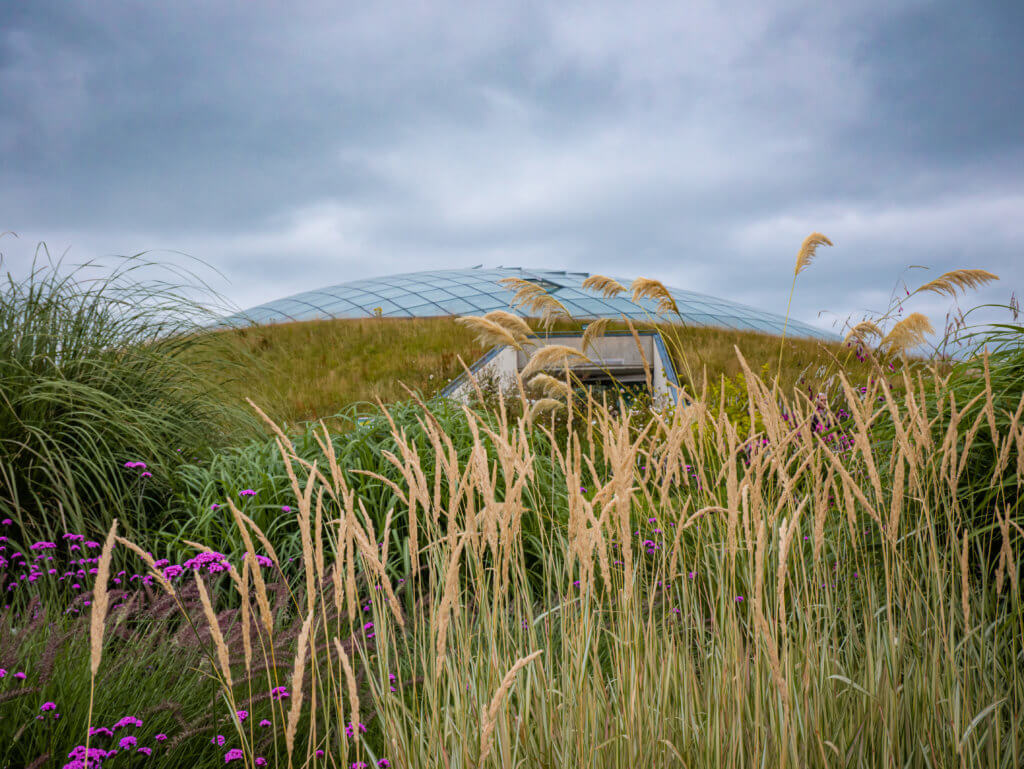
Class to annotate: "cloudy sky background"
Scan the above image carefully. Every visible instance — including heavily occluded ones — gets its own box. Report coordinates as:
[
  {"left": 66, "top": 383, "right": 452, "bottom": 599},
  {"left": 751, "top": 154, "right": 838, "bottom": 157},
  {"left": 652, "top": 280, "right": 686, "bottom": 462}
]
[{"left": 2, "top": 0, "right": 1022, "bottom": 340}]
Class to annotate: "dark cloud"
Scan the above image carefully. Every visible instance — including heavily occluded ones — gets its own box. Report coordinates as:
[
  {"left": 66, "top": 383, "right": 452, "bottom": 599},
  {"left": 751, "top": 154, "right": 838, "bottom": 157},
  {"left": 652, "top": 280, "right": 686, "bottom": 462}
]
[{"left": 1, "top": 0, "right": 1020, "bottom": 336}]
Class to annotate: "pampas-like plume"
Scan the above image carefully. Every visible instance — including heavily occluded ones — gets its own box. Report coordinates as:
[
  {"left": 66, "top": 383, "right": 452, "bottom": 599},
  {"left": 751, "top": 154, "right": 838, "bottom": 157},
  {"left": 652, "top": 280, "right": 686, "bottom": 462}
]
[
  {"left": 913, "top": 269, "right": 999, "bottom": 299},
  {"left": 582, "top": 274, "right": 627, "bottom": 298},
  {"left": 581, "top": 318, "right": 611, "bottom": 354},
  {"left": 520, "top": 344, "right": 590, "bottom": 380},
  {"left": 499, "top": 277, "right": 570, "bottom": 325},
  {"left": 844, "top": 320, "right": 884, "bottom": 345},
  {"left": 794, "top": 232, "right": 833, "bottom": 276},
  {"left": 193, "top": 570, "right": 233, "bottom": 689},
  {"left": 455, "top": 316, "right": 523, "bottom": 350},
  {"left": 529, "top": 373, "right": 571, "bottom": 399},
  {"left": 334, "top": 637, "right": 361, "bottom": 744},
  {"left": 479, "top": 650, "right": 543, "bottom": 764},
  {"left": 285, "top": 611, "right": 314, "bottom": 763},
  {"left": 90, "top": 519, "right": 118, "bottom": 676},
  {"left": 529, "top": 397, "right": 565, "bottom": 420},
  {"left": 879, "top": 312, "right": 935, "bottom": 355},
  {"left": 631, "top": 277, "right": 680, "bottom": 316},
  {"left": 483, "top": 310, "right": 533, "bottom": 340}
]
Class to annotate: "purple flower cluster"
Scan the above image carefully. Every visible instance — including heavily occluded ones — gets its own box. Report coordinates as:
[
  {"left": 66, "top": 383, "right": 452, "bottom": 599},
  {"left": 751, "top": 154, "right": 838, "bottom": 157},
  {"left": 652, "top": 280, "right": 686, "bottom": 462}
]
[{"left": 62, "top": 714, "right": 154, "bottom": 769}]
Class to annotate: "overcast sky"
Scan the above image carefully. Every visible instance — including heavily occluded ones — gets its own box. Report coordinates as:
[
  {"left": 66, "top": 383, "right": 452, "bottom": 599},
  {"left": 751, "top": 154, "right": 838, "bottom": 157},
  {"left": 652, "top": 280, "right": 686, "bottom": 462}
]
[{"left": 1, "top": 0, "right": 1021, "bottom": 338}]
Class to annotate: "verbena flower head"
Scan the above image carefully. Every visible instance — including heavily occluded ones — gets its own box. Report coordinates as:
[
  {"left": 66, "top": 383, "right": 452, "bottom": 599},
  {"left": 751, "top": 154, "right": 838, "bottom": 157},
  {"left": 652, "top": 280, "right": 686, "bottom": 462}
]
[
  {"left": 225, "top": 748, "right": 244, "bottom": 763},
  {"left": 212, "top": 735, "right": 226, "bottom": 746},
  {"left": 137, "top": 746, "right": 153, "bottom": 756},
  {"left": 41, "top": 701, "right": 57, "bottom": 711},
  {"left": 183, "top": 551, "right": 231, "bottom": 574},
  {"left": 119, "top": 736, "right": 137, "bottom": 749},
  {"left": 258, "top": 719, "right": 271, "bottom": 728},
  {"left": 239, "top": 489, "right": 256, "bottom": 497},
  {"left": 113, "top": 715, "right": 143, "bottom": 729},
  {"left": 236, "top": 709, "right": 248, "bottom": 721}
]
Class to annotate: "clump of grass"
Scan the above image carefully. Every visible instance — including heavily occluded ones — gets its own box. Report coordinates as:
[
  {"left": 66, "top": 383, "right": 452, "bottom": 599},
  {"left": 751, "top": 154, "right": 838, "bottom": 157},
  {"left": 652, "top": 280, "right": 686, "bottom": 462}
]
[
  {"left": 106, "top": 338, "right": 1023, "bottom": 767},
  {"left": 0, "top": 237, "right": 259, "bottom": 543}
]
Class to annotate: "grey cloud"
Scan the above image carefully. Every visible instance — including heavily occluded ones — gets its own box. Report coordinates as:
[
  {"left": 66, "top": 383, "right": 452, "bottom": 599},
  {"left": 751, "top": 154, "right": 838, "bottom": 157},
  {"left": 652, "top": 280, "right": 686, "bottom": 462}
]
[{"left": 1, "top": 0, "right": 1021, "bottom": 340}]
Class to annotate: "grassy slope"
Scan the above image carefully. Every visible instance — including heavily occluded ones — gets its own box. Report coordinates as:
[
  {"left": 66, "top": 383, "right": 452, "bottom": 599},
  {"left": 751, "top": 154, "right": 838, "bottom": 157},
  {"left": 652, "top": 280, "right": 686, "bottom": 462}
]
[{"left": 197, "top": 315, "right": 888, "bottom": 428}]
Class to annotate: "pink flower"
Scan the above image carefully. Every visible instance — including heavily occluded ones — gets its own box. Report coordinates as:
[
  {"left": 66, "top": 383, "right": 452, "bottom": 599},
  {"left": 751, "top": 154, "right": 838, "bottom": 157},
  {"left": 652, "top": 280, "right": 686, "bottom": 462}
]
[
  {"left": 256, "top": 759, "right": 267, "bottom": 766},
  {"left": 155, "top": 733, "right": 167, "bottom": 741},
  {"left": 235, "top": 709, "right": 248, "bottom": 722},
  {"left": 212, "top": 735, "right": 226, "bottom": 746},
  {"left": 225, "top": 748, "right": 244, "bottom": 763},
  {"left": 40, "top": 702, "right": 57, "bottom": 711},
  {"left": 259, "top": 719, "right": 271, "bottom": 727},
  {"left": 270, "top": 686, "right": 289, "bottom": 700},
  {"left": 138, "top": 746, "right": 153, "bottom": 756}
]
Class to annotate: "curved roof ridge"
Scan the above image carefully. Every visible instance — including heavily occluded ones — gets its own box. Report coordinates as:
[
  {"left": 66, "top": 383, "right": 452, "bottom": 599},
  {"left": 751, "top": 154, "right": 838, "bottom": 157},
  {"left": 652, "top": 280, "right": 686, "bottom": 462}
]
[{"left": 218, "top": 266, "right": 838, "bottom": 341}]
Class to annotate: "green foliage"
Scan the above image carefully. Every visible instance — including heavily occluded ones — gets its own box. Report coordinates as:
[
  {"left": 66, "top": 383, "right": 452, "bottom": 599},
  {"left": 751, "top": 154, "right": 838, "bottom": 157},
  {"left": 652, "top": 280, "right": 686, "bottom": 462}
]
[
  {"left": 166, "top": 398, "right": 569, "bottom": 584},
  {"left": 702, "top": 363, "right": 770, "bottom": 435},
  {"left": 0, "top": 241, "right": 260, "bottom": 544}
]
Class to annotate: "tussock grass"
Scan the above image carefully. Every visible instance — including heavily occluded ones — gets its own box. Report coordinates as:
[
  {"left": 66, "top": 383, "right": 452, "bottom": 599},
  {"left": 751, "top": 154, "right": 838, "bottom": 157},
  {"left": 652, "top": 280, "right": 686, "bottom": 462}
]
[{"left": 0, "top": 239, "right": 259, "bottom": 542}]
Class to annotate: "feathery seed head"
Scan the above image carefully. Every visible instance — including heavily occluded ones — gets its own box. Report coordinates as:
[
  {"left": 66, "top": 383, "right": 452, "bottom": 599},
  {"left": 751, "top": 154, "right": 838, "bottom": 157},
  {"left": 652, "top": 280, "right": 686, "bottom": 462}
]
[
  {"left": 914, "top": 269, "right": 999, "bottom": 299},
  {"left": 582, "top": 274, "right": 627, "bottom": 298},
  {"left": 794, "top": 232, "right": 833, "bottom": 276}
]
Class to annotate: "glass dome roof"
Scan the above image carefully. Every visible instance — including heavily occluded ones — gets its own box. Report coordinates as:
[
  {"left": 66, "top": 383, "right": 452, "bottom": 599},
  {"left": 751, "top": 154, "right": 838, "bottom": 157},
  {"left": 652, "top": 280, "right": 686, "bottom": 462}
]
[{"left": 220, "top": 267, "right": 836, "bottom": 340}]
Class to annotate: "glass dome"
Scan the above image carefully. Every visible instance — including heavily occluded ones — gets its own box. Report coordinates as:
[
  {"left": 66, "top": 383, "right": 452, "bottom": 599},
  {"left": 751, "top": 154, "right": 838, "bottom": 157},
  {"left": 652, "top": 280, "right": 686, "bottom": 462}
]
[{"left": 219, "top": 267, "right": 837, "bottom": 340}]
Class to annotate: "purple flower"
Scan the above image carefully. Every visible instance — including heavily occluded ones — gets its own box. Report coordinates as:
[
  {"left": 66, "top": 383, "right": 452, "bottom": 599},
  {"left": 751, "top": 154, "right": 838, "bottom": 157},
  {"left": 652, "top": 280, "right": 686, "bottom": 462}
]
[
  {"left": 316, "top": 749, "right": 325, "bottom": 757},
  {"left": 14, "top": 671, "right": 26, "bottom": 680},
  {"left": 41, "top": 701, "right": 57, "bottom": 711},
  {"left": 236, "top": 709, "right": 248, "bottom": 722},
  {"left": 378, "top": 761, "right": 391, "bottom": 768},
  {"left": 155, "top": 733, "right": 167, "bottom": 741},
  {"left": 212, "top": 735, "right": 226, "bottom": 746},
  {"left": 112, "top": 715, "right": 143, "bottom": 729},
  {"left": 281, "top": 505, "right": 291, "bottom": 512},
  {"left": 119, "top": 736, "right": 137, "bottom": 749},
  {"left": 1, "top": 519, "right": 10, "bottom": 525},
  {"left": 239, "top": 489, "right": 256, "bottom": 497},
  {"left": 163, "top": 564, "right": 184, "bottom": 579},
  {"left": 270, "top": 686, "right": 289, "bottom": 700},
  {"left": 344, "top": 722, "right": 367, "bottom": 738},
  {"left": 256, "top": 759, "right": 267, "bottom": 767},
  {"left": 137, "top": 746, "right": 153, "bottom": 756},
  {"left": 225, "top": 748, "right": 244, "bottom": 763},
  {"left": 259, "top": 719, "right": 272, "bottom": 728},
  {"left": 140, "top": 472, "right": 152, "bottom": 479}
]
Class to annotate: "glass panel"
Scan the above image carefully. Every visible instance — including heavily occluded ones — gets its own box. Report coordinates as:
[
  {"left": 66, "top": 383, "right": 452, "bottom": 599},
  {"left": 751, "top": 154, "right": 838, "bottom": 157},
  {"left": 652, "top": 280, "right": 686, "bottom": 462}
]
[{"left": 437, "top": 298, "right": 476, "bottom": 314}]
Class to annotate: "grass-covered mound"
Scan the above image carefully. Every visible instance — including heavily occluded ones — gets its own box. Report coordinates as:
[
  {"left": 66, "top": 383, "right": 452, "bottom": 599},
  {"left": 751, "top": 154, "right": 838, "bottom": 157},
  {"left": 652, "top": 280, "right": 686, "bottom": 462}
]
[{"left": 196, "top": 314, "right": 884, "bottom": 429}]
